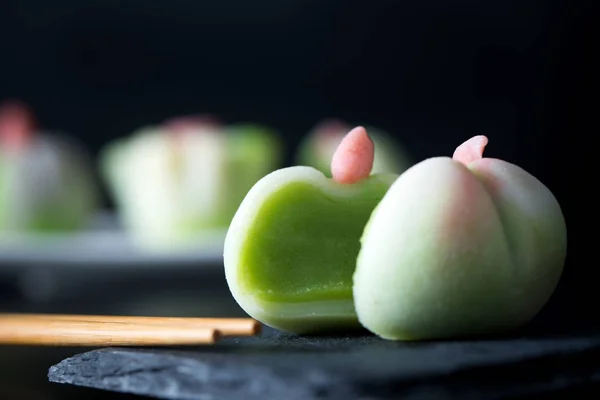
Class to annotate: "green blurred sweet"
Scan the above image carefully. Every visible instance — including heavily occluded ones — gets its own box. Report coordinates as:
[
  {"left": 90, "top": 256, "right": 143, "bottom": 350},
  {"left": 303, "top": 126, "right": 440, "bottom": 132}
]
[
  {"left": 296, "top": 120, "right": 412, "bottom": 175},
  {"left": 101, "top": 117, "right": 282, "bottom": 250},
  {"left": 0, "top": 101, "right": 98, "bottom": 234},
  {"left": 224, "top": 166, "right": 397, "bottom": 333},
  {"left": 225, "top": 124, "right": 283, "bottom": 218},
  {"left": 354, "top": 136, "right": 567, "bottom": 340}
]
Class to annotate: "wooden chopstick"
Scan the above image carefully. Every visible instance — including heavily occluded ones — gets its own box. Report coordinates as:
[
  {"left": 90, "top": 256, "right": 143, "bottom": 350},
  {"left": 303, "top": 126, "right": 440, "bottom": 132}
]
[
  {"left": 0, "top": 314, "right": 261, "bottom": 347},
  {"left": 0, "top": 319, "right": 219, "bottom": 346},
  {"left": 0, "top": 313, "right": 261, "bottom": 336}
]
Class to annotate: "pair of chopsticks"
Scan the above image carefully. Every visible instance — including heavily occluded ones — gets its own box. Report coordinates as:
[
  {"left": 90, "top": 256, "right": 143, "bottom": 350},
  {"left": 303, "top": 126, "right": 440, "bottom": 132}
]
[{"left": 0, "top": 313, "right": 261, "bottom": 346}]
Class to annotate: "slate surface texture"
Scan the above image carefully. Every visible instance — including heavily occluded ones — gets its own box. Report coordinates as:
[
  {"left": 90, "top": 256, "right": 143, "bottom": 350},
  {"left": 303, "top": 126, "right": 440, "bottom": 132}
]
[{"left": 48, "top": 326, "right": 600, "bottom": 400}]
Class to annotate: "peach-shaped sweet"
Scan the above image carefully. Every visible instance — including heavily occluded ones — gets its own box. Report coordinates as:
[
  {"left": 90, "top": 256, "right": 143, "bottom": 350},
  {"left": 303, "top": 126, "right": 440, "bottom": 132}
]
[
  {"left": 224, "top": 127, "right": 397, "bottom": 333},
  {"left": 353, "top": 135, "right": 567, "bottom": 340},
  {"left": 100, "top": 116, "right": 282, "bottom": 250}
]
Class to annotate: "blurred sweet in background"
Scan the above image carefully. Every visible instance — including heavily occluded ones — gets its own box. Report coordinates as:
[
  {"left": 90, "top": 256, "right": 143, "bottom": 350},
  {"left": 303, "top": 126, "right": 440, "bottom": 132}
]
[
  {"left": 0, "top": 100, "right": 98, "bottom": 236},
  {"left": 100, "top": 115, "right": 282, "bottom": 251},
  {"left": 296, "top": 119, "right": 413, "bottom": 177}
]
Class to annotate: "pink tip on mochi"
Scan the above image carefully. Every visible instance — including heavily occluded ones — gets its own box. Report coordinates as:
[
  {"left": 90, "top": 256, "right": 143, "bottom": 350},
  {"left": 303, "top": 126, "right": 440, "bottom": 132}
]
[
  {"left": 453, "top": 135, "right": 489, "bottom": 166},
  {"left": 331, "top": 126, "right": 375, "bottom": 184},
  {"left": 0, "top": 100, "right": 36, "bottom": 150}
]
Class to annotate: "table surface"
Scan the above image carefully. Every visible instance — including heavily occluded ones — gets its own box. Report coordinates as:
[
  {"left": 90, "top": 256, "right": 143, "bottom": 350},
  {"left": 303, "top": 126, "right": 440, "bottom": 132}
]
[{"left": 2, "top": 257, "right": 599, "bottom": 400}]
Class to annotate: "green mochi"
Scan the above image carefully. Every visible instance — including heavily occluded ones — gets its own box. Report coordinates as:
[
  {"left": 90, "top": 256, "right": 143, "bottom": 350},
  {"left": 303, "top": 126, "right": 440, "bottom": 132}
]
[{"left": 224, "top": 166, "right": 397, "bottom": 333}]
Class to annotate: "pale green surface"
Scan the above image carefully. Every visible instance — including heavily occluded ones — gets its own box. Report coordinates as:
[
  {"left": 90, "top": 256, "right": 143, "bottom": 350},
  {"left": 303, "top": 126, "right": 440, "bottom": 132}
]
[
  {"left": 225, "top": 124, "right": 283, "bottom": 220},
  {"left": 224, "top": 166, "right": 397, "bottom": 333},
  {"left": 354, "top": 157, "right": 567, "bottom": 340}
]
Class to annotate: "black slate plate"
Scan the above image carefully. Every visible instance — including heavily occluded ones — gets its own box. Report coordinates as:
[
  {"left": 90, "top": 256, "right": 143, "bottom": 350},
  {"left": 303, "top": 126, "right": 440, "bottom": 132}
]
[{"left": 48, "top": 326, "right": 600, "bottom": 400}]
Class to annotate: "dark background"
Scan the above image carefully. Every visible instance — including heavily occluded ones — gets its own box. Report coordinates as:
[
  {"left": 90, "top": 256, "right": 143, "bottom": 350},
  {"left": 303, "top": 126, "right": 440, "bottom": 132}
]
[{"left": 0, "top": 0, "right": 594, "bottom": 398}]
